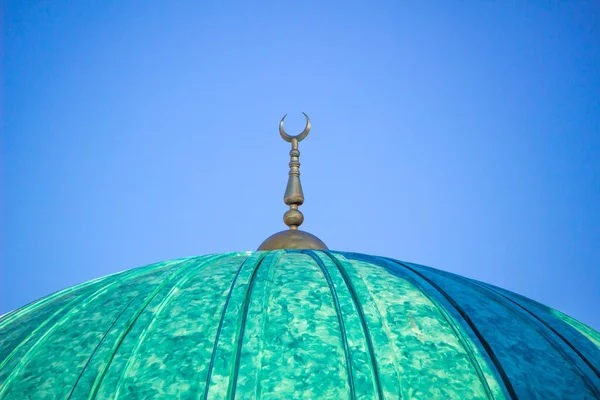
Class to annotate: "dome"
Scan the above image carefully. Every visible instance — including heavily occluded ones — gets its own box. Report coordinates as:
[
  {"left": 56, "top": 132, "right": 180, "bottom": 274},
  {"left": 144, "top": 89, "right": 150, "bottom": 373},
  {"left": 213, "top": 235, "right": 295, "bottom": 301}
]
[{"left": 1, "top": 250, "right": 599, "bottom": 399}]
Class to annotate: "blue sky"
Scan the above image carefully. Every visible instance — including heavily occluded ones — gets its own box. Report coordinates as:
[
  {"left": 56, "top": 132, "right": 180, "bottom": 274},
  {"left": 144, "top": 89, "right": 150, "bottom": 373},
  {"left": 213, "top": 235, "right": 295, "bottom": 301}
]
[{"left": 2, "top": 1, "right": 599, "bottom": 330}]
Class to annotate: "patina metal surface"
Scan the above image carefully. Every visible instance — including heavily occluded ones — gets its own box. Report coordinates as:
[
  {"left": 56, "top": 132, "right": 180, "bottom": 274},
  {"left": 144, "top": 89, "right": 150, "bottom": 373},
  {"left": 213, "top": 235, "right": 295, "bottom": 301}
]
[
  {"left": 1, "top": 251, "right": 599, "bottom": 398},
  {"left": 258, "top": 113, "right": 327, "bottom": 250}
]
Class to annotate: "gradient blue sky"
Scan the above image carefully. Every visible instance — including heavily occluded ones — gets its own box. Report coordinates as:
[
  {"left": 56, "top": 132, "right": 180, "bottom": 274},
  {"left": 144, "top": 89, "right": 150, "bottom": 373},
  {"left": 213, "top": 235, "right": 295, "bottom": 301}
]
[{"left": 2, "top": 2, "right": 599, "bottom": 330}]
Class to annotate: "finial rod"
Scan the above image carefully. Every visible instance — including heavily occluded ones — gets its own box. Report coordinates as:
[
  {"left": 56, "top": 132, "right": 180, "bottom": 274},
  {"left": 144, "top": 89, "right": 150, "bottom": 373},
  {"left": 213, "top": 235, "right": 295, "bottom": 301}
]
[
  {"left": 257, "top": 112, "right": 327, "bottom": 250},
  {"left": 258, "top": 113, "right": 327, "bottom": 251},
  {"left": 280, "top": 113, "right": 310, "bottom": 230}
]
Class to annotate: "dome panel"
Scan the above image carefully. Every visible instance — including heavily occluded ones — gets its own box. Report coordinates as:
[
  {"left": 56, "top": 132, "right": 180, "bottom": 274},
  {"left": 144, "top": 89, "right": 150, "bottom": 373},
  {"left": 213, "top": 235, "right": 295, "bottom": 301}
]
[
  {"left": 240, "top": 252, "right": 351, "bottom": 399},
  {"left": 339, "top": 253, "right": 505, "bottom": 399},
  {"left": 403, "top": 262, "right": 600, "bottom": 399},
  {"left": 99, "top": 254, "right": 247, "bottom": 399},
  {"left": 0, "top": 258, "right": 184, "bottom": 398},
  {"left": 482, "top": 282, "right": 600, "bottom": 376},
  {"left": 1, "top": 250, "right": 599, "bottom": 399},
  {"left": 0, "top": 273, "right": 111, "bottom": 366}
]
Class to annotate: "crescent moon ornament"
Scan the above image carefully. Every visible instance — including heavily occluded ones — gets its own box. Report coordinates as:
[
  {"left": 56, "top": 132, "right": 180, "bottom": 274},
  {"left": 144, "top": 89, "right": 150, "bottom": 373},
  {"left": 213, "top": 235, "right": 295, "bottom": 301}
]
[{"left": 279, "top": 112, "right": 311, "bottom": 143}]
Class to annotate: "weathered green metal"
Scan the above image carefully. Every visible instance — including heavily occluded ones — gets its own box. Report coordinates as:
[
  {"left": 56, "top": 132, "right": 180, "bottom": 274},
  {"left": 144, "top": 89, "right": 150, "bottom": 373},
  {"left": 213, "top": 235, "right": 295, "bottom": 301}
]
[{"left": 0, "top": 251, "right": 599, "bottom": 399}]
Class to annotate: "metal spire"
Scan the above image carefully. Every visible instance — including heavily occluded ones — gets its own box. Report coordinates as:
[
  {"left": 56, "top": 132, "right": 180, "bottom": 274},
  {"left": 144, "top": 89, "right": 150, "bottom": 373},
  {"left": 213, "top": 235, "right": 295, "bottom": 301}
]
[
  {"left": 280, "top": 112, "right": 310, "bottom": 230},
  {"left": 257, "top": 113, "right": 327, "bottom": 250}
]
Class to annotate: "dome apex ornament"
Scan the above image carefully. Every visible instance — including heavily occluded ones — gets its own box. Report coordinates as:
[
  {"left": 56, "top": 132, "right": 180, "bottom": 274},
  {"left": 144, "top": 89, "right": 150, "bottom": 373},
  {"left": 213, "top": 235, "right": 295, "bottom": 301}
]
[
  {"left": 258, "top": 113, "right": 328, "bottom": 250},
  {"left": 279, "top": 112, "right": 311, "bottom": 143}
]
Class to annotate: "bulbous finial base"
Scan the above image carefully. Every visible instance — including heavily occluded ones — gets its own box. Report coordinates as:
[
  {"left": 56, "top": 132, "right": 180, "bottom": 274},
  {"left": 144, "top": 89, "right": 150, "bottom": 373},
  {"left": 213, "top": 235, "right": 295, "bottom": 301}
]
[
  {"left": 257, "top": 230, "right": 328, "bottom": 251},
  {"left": 283, "top": 208, "right": 304, "bottom": 229}
]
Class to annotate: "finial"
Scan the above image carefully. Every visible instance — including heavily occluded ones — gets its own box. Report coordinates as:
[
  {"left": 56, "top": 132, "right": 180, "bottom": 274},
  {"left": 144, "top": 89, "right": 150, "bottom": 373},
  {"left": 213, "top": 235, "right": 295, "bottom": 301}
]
[
  {"left": 280, "top": 112, "right": 309, "bottom": 230},
  {"left": 257, "top": 113, "right": 328, "bottom": 250}
]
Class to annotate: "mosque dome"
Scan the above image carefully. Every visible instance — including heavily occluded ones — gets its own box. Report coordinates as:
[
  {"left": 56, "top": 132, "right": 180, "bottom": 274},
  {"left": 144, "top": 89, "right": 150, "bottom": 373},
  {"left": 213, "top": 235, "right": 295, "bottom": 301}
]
[
  {"left": 1, "top": 251, "right": 599, "bottom": 399},
  {"left": 1, "top": 115, "right": 599, "bottom": 399}
]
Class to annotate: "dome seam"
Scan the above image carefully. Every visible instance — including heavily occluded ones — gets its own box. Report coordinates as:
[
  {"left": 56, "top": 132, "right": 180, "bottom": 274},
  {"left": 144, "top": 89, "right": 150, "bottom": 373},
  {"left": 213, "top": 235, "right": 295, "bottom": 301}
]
[
  {"left": 228, "top": 253, "right": 270, "bottom": 399},
  {"left": 300, "top": 250, "right": 357, "bottom": 400},
  {"left": 203, "top": 254, "right": 255, "bottom": 399},
  {"left": 385, "top": 258, "right": 518, "bottom": 400},
  {"left": 323, "top": 251, "right": 385, "bottom": 400},
  {"left": 90, "top": 255, "right": 224, "bottom": 398}
]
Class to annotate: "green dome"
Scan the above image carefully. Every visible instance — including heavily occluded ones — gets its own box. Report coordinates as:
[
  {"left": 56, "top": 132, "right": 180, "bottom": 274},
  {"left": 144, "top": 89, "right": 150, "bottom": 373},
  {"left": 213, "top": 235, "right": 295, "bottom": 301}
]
[{"left": 1, "top": 250, "right": 599, "bottom": 399}]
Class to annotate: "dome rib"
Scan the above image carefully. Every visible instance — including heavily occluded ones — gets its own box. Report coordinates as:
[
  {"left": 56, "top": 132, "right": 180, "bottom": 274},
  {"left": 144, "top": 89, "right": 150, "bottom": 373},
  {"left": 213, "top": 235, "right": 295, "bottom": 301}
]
[
  {"left": 0, "top": 266, "right": 141, "bottom": 372},
  {"left": 204, "top": 253, "right": 263, "bottom": 399},
  {"left": 404, "top": 261, "right": 600, "bottom": 399},
  {"left": 347, "top": 253, "right": 504, "bottom": 399},
  {"left": 422, "top": 266, "right": 600, "bottom": 396},
  {"left": 202, "top": 253, "right": 253, "bottom": 399},
  {"left": 554, "top": 309, "right": 600, "bottom": 348},
  {"left": 453, "top": 278, "right": 600, "bottom": 397},
  {"left": 338, "top": 252, "right": 503, "bottom": 399},
  {"left": 0, "top": 284, "right": 98, "bottom": 377},
  {"left": 474, "top": 281, "right": 600, "bottom": 381},
  {"left": 384, "top": 258, "right": 517, "bottom": 400},
  {"left": 111, "top": 254, "right": 235, "bottom": 399},
  {"left": 503, "top": 287, "right": 600, "bottom": 368},
  {"left": 229, "top": 252, "right": 270, "bottom": 399},
  {"left": 302, "top": 250, "right": 357, "bottom": 400},
  {"left": 71, "top": 293, "right": 137, "bottom": 399},
  {"left": 92, "top": 255, "right": 227, "bottom": 398},
  {"left": 239, "top": 251, "right": 285, "bottom": 398},
  {"left": 327, "top": 253, "right": 405, "bottom": 397},
  {"left": 321, "top": 251, "right": 384, "bottom": 400},
  {"left": 0, "top": 273, "right": 111, "bottom": 333},
  {"left": 0, "top": 258, "right": 177, "bottom": 399}
]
